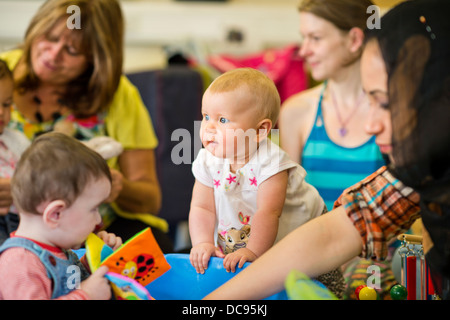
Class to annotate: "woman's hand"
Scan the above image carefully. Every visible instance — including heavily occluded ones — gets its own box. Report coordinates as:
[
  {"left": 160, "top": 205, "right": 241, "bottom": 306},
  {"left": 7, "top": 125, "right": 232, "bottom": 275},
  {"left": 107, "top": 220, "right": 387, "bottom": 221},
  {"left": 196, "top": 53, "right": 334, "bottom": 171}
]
[{"left": 103, "top": 168, "right": 123, "bottom": 204}]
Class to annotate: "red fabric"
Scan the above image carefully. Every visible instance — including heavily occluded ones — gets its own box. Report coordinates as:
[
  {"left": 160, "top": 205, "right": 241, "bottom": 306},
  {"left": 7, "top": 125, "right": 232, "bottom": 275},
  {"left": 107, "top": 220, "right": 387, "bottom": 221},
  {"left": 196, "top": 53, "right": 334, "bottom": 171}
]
[
  {"left": 407, "top": 256, "right": 416, "bottom": 300},
  {"left": 208, "top": 45, "right": 308, "bottom": 103}
]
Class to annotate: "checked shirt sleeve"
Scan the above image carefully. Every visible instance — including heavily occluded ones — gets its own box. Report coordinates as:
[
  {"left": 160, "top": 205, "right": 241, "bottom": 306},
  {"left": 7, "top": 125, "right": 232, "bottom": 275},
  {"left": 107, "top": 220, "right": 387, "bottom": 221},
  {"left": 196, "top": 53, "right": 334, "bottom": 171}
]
[{"left": 334, "top": 166, "right": 421, "bottom": 261}]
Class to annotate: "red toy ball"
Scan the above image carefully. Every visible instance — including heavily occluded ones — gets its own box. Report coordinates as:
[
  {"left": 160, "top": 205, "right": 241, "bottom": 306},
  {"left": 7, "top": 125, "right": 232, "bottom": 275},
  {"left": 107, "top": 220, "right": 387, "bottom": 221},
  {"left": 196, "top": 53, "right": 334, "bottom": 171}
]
[{"left": 354, "top": 285, "right": 366, "bottom": 300}]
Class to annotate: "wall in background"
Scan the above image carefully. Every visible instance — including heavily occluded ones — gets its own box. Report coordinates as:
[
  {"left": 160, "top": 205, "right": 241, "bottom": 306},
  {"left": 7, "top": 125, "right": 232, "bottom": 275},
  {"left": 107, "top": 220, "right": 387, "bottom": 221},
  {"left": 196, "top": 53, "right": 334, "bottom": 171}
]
[{"left": 0, "top": 0, "right": 401, "bottom": 72}]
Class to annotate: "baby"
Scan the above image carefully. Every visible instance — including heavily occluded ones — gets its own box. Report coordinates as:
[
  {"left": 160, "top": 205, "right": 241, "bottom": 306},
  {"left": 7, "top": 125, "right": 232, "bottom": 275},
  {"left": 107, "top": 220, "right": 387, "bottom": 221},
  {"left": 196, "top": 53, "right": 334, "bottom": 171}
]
[
  {"left": 0, "top": 59, "right": 31, "bottom": 243},
  {"left": 0, "top": 132, "right": 122, "bottom": 299},
  {"left": 189, "top": 68, "right": 326, "bottom": 274}
]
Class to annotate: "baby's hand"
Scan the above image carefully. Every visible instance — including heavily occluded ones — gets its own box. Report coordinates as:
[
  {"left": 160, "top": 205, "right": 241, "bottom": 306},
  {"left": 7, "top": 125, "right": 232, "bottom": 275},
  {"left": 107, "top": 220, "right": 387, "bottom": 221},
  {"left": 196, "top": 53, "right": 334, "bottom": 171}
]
[
  {"left": 96, "top": 231, "right": 122, "bottom": 251},
  {"left": 190, "top": 243, "right": 225, "bottom": 274},
  {"left": 80, "top": 266, "right": 111, "bottom": 300},
  {"left": 223, "top": 248, "right": 257, "bottom": 273}
]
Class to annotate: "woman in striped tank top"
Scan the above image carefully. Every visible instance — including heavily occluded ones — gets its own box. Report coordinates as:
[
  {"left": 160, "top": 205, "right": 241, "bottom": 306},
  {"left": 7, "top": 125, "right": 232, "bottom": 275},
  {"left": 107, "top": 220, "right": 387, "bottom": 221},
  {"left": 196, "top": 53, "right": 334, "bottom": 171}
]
[{"left": 279, "top": 0, "right": 385, "bottom": 211}]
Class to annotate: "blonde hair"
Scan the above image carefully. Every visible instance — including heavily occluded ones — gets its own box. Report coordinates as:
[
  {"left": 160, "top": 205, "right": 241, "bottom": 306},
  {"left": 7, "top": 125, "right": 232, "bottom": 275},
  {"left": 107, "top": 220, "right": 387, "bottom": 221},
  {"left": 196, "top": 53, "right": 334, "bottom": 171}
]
[
  {"left": 16, "top": 0, "right": 124, "bottom": 117},
  {"left": 11, "top": 132, "right": 111, "bottom": 215},
  {"left": 207, "top": 68, "right": 281, "bottom": 125}
]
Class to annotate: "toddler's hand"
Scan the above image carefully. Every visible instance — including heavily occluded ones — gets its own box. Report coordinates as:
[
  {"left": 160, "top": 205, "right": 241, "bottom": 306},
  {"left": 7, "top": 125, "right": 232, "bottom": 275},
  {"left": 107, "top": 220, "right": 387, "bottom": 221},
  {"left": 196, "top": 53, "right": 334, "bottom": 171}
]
[
  {"left": 80, "top": 266, "right": 111, "bottom": 300},
  {"left": 190, "top": 242, "right": 225, "bottom": 274},
  {"left": 96, "top": 231, "right": 122, "bottom": 251},
  {"left": 223, "top": 248, "right": 257, "bottom": 273}
]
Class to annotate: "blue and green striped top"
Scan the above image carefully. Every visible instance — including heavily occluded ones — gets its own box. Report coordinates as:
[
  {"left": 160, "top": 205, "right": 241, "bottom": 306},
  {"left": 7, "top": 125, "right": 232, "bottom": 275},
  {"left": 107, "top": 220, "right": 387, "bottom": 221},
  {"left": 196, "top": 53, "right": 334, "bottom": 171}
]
[{"left": 302, "top": 84, "right": 386, "bottom": 210}]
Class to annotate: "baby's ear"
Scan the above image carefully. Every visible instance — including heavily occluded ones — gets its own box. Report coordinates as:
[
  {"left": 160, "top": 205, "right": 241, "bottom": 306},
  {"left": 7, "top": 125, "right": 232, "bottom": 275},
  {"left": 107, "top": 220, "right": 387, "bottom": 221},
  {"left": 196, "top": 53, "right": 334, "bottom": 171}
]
[
  {"left": 42, "top": 200, "right": 67, "bottom": 229},
  {"left": 256, "top": 119, "right": 272, "bottom": 142}
]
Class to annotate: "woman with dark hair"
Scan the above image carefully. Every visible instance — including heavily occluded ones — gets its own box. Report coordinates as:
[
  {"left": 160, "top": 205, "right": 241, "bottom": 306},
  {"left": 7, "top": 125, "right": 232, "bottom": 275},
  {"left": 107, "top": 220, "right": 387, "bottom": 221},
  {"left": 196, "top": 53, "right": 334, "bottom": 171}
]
[{"left": 206, "top": 0, "right": 450, "bottom": 300}]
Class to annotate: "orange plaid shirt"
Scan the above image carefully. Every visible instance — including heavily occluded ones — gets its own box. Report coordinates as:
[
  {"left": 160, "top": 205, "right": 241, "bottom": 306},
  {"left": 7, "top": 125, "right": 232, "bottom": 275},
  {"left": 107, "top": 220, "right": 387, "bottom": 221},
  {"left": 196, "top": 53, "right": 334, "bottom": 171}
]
[{"left": 334, "top": 166, "right": 421, "bottom": 261}]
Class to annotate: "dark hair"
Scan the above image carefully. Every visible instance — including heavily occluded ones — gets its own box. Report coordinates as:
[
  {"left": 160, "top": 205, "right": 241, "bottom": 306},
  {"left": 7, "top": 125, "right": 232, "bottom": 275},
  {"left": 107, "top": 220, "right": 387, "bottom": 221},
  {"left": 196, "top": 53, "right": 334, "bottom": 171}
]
[
  {"left": 11, "top": 132, "right": 112, "bottom": 214},
  {"left": 364, "top": 0, "right": 450, "bottom": 279},
  {"left": 363, "top": 0, "right": 450, "bottom": 192}
]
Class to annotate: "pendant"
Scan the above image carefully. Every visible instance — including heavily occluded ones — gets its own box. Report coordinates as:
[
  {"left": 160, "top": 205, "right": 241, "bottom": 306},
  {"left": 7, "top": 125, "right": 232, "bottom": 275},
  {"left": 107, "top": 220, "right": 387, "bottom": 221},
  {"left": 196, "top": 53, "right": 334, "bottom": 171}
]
[{"left": 339, "top": 127, "right": 347, "bottom": 137}]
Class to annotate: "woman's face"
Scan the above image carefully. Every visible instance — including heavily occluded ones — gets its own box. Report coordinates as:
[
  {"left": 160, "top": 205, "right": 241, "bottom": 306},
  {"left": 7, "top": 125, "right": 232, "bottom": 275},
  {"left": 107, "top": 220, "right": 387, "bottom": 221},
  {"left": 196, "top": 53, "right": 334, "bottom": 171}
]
[
  {"left": 361, "top": 39, "right": 393, "bottom": 161},
  {"left": 298, "top": 12, "right": 355, "bottom": 81},
  {"left": 31, "top": 20, "right": 89, "bottom": 86}
]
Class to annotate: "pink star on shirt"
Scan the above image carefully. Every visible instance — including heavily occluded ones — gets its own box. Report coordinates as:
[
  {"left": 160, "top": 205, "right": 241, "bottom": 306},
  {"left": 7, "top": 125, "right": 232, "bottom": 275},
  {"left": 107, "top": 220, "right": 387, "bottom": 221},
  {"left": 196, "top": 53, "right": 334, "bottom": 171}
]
[
  {"left": 226, "top": 174, "right": 237, "bottom": 184},
  {"left": 214, "top": 179, "right": 221, "bottom": 188},
  {"left": 249, "top": 177, "right": 257, "bottom": 186}
]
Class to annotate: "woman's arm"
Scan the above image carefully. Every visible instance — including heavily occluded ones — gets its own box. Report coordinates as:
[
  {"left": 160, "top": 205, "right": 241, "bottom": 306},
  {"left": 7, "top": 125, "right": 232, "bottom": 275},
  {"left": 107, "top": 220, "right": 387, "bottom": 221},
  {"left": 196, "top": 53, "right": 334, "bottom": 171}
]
[
  {"left": 279, "top": 103, "right": 304, "bottom": 163},
  {"left": 102, "top": 76, "right": 161, "bottom": 214},
  {"left": 279, "top": 87, "right": 320, "bottom": 163},
  {"left": 205, "top": 206, "right": 363, "bottom": 300},
  {"left": 112, "top": 148, "right": 161, "bottom": 214}
]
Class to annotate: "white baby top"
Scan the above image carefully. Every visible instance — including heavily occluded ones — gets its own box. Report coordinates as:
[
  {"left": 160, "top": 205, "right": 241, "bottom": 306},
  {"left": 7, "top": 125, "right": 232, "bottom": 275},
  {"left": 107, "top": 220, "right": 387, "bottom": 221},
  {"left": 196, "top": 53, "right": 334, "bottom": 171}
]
[
  {"left": 0, "top": 128, "right": 31, "bottom": 214},
  {"left": 192, "top": 138, "right": 325, "bottom": 254},
  {"left": 0, "top": 128, "right": 30, "bottom": 179}
]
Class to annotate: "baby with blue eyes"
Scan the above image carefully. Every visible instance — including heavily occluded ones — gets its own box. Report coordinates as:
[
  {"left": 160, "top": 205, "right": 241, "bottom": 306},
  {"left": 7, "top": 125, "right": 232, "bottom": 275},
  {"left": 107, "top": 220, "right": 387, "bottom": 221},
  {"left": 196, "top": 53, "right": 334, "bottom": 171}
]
[{"left": 188, "top": 68, "right": 336, "bottom": 288}]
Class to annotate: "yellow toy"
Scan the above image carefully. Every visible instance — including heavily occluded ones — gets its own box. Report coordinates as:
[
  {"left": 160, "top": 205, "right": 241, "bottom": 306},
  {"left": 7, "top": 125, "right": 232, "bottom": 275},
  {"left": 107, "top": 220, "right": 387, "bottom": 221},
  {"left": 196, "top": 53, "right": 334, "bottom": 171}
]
[{"left": 85, "top": 228, "right": 171, "bottom": 300}]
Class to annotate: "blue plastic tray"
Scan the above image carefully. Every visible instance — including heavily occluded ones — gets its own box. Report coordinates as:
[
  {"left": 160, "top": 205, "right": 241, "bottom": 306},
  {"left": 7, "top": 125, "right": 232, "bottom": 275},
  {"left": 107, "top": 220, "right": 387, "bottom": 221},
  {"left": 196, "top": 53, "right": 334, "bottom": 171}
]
[
  {"left": 72, "top": 250, "right": 287, "bottom": 300},
  {"left": 146, "top": 254, "right": 287, "bottom": 300}
]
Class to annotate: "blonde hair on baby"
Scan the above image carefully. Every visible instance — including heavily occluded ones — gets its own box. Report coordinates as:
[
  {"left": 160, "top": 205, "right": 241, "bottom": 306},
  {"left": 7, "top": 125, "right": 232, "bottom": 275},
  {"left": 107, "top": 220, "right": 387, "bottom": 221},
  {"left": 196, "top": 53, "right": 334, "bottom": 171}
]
[{"left": 207, "top": 68, "right": 281, "bottom": 126}]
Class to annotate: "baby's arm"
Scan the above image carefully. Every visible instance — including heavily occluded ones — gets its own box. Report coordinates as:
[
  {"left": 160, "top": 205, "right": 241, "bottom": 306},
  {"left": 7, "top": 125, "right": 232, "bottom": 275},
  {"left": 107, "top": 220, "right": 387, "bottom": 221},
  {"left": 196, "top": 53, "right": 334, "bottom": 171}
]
[
  {"left": 223, "top": 170, "right": 288, "bottom": 272},
  {"left": 189, "top": 180, "right": 223, "bottom": 274}
]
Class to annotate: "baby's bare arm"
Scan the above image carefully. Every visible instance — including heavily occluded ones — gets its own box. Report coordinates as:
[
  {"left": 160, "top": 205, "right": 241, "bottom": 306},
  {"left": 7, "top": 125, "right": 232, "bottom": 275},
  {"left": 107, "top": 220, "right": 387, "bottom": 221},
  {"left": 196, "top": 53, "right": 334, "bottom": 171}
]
[{"left": 188, "top": 180, "right": 223, "bottom": 273}]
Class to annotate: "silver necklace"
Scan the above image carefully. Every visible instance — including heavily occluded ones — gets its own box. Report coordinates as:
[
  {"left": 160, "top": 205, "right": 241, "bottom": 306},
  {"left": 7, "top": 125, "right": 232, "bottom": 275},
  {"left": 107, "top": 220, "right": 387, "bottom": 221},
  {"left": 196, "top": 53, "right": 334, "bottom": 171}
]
[{"left": 330, "top": 87, "right": 365, "bottom": 137}]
